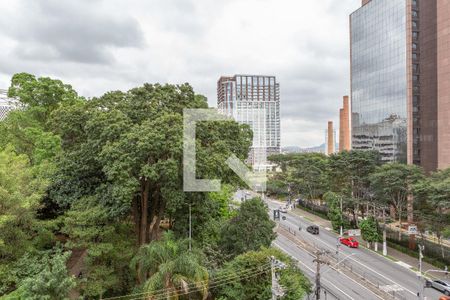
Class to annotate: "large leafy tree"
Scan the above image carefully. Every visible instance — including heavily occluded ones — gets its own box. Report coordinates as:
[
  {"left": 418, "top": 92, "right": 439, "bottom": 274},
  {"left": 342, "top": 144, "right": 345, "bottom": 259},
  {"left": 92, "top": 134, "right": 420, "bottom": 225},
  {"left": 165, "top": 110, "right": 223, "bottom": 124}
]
[
  {"left": 49, "top": 84, "right": 252, "bottom": 284},
  {"left": 7, "top": 72, "right": 80, "bottom": 121},
  {"left": 328, "top": 150, "right": 381, "bottom": 226},
  {"left": 267, "top": 153, "right": 328, "bottom": 201},
  {"left": 370, "top": 163, "right": 424, "bottom": 240},
  {"left": 213, "top": 247, "right": 311, "bottom": 300},
  {"left": 0, "top": 73, "right": 81, "bottom": 165},
  {"left": 414, "top": 168, "right": 450, "bottom": 256},
  {"left": 220, "top": 198, "right": 276, "bottom": 258},
  {"left": 288, "top": 153, "right": 329, "bottom": 201},
  {"left": 0, "top": 146, "right": 57, "bottom": 294}
]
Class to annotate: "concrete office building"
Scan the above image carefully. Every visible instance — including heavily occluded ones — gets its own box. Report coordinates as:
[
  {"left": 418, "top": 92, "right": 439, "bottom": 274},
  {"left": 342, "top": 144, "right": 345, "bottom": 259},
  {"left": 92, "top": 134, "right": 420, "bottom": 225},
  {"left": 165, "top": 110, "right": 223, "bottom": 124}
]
[
  {"left": 217, "top": 75, "right": 280, "bottom": 170},
  {"left": 339, "top": 96, "right": 351, "bottom": 152},
  {"left": 350, "top": 0, "right": 450, "bottom": 171},
  {"left": 0, "top": 89, "right": 19, "bottom": 121}
]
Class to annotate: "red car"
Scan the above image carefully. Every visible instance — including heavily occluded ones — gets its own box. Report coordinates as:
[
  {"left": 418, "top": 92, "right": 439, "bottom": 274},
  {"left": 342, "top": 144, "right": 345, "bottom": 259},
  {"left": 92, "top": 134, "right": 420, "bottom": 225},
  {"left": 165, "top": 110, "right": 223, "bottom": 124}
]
[{"left": 339, "top": 237, "right": 359, "bottom": 248}]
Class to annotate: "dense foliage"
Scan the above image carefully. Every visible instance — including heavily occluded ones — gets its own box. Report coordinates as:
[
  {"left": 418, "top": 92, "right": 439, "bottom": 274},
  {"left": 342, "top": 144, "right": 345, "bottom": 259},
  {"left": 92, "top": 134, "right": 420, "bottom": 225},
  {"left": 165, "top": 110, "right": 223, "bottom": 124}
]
[
  {"left": 268, "top": 151, "right": 450, "bottom": 254},
  {"left": 0, "top": 73, "right": 307, "bottom": 299},
  {"left": 212, "top": 248, "right": 311, "bottom": 300}
]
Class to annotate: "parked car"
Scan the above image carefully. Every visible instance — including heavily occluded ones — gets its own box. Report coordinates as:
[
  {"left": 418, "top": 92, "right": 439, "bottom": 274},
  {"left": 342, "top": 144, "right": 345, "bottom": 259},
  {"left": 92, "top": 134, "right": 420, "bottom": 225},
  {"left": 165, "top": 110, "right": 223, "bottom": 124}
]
[
  {"left": 431, "top": 280, "right": 450, "bottom": 295},
  {"left": 306, "top": 225, "right": 319, "bottom": 235},
  {"left": 339, "top": 237, "right": 359, "bottom": 248}
]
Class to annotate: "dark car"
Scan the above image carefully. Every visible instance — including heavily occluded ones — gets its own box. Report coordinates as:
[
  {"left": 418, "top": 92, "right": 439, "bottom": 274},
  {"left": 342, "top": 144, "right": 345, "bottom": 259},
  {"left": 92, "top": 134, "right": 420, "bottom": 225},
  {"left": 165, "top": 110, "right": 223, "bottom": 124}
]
[
  {"left": 306, "top": 225, "right": 319, "bottom": 235},
  {"left": 430, "top": 280, "right": 450, "bottom": 295}
]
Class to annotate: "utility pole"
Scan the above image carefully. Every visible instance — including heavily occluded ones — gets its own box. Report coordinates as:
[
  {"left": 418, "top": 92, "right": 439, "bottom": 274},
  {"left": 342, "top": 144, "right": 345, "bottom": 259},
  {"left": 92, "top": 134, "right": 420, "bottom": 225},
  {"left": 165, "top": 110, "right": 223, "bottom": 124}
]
[
  {"left": 418, "top": 244, "right": 424, "bottom": 299},
  {"left": 271, "top": 256, "right": 286, "bottom": 300},
  {"left": 336, "top": 237, "right": 341, "bottom": 270},
  {"left": 382, "top": 206, "right": 387, "bottom": 256},
  {"left": 189, "top": 203, "right": 192, "bottom": 252},
  {"left": 340, "top": 196, "right": 343, "bottom": 237},
  {"left": 313, "top": 250, "right": 329, "bottom": 300}
]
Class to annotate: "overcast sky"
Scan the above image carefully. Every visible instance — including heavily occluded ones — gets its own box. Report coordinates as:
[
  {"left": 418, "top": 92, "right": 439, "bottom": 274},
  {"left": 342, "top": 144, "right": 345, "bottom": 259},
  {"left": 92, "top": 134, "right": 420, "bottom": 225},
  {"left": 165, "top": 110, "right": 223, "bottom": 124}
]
[{"left": 0, "top": 0, "right": 360, "bottom": 147}]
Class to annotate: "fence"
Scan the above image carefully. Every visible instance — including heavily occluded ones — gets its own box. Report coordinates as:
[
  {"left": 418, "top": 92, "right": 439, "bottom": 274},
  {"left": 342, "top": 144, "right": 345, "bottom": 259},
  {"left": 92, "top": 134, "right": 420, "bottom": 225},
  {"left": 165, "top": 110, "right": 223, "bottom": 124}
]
[
  {"left": 385, "top": 226, "right": 450, "bottom": 267},
  {"left": 278, "top": 224, "right": 402, "bottom": 300},
  {"left": 296, "top": 200, "right": 450, "bottom": 268}
]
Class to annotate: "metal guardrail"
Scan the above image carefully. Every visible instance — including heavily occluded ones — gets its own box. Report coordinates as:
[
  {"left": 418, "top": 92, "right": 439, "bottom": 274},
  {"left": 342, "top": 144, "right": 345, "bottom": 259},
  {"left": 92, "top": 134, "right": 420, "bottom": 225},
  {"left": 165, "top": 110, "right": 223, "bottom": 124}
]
[{"left": 278, "top": 223, "right": 407, "bottom": 300}]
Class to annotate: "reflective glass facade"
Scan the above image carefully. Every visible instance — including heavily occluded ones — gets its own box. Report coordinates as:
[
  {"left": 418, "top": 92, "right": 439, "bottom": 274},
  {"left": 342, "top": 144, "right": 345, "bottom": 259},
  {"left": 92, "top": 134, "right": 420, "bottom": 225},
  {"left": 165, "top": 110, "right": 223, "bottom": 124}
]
[{"left": 351, "top": 0, "right": 408, "bottom": 163}]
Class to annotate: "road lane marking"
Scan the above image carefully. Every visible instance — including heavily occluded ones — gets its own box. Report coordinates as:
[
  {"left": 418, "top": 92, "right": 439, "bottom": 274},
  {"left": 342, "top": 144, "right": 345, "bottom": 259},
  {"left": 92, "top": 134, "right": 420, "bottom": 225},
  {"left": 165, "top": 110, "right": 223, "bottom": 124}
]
[
  {"left": 275, "top": 205, "right": 418, "bottom": 297},
  {"left": 274, "top": 236, "right": 386, "bottom": 300},
  {"left": 395, "top": 261, "right": 413, "bottom": 269},
  {"left": 273, "top": 240, "right": 356, "bottom": 300},
  {"left": 380, "top": 285, "right": 404, "bottom": 293}
]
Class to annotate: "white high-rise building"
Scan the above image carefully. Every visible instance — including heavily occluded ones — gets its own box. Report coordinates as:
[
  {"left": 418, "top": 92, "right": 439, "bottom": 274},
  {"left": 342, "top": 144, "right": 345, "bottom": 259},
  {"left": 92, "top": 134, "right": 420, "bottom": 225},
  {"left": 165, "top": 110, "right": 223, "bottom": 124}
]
[
  {"left": 0, "top": 89, "right": 19, "bottom": 121},
  {"left": 217, "top": 75, "right": 280, "bottom": 171}
]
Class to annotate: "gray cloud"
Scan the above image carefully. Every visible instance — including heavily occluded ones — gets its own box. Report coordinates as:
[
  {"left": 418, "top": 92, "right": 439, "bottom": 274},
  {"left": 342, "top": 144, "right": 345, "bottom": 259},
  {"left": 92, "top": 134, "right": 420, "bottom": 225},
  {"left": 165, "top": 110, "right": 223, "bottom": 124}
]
[
  {"left": 1, "top": 0, "right": 144, "bottom": 64},
  {"left": 0, "top": 0, "right": 361, "bottom": 147}
]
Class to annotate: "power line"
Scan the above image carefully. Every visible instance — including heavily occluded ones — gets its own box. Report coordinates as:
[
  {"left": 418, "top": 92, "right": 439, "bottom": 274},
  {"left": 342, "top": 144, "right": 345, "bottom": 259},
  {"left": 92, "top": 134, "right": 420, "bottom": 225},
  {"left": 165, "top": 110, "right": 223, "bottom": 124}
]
[
  {"left": 102, "top": 263, "right": 271, "bottom": 300},
  {"left": 121, "top": 267, "right": 271, "bottom": 300}
]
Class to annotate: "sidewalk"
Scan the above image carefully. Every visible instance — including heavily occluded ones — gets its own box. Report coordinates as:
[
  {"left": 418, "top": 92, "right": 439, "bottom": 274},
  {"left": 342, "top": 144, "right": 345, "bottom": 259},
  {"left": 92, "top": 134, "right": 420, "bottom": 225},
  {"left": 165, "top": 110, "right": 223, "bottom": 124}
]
[{"left": 285, "top": 203, "right": 446, "bottom": 280}]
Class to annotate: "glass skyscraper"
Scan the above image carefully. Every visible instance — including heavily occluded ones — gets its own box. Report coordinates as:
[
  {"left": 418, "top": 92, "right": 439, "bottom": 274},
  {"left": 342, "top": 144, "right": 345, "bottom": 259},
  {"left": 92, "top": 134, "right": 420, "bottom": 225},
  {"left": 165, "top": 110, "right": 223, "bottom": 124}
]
[
  {"left": 217, "top": 75, "right": 280, "bottom": 170},
  {"left": 351, "top": 0, "right": 408, "bottom": 163},
  {"left": 350, "top": 0, "right": 450, "bottom": 171}
]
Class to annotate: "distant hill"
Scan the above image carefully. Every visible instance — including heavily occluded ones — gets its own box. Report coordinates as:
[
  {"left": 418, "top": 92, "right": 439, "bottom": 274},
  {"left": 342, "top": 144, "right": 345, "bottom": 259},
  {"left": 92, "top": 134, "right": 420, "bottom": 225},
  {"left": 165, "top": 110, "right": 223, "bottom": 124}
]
[{"left": 282, "top": 143, "right": 339, "bottom": 154}]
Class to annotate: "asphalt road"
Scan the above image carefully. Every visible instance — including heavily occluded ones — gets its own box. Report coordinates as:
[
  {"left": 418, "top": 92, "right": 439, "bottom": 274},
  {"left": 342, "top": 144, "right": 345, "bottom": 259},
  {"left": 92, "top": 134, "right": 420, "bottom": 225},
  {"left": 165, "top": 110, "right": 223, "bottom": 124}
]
[{"left": 267, "top": 199, "right": 444, "bottom": 300}]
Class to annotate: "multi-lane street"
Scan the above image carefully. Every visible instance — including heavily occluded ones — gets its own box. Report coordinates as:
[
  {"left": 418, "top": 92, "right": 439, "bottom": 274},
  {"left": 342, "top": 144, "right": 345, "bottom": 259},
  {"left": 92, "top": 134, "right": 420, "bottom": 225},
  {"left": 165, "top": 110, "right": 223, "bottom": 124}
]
[{"left": 266, "top": 198, "right": 445, "bottom": 300}]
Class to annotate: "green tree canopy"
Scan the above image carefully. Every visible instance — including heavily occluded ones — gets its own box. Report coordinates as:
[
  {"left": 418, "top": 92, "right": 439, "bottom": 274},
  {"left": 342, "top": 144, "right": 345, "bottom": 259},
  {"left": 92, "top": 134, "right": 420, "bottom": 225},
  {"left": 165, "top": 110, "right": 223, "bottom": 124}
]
[
  {"left": 213, "top": 247, "right": 311, "bottom": 300},
  {"left": 220, "top": 198, "right": 276, "bottom": 258}
]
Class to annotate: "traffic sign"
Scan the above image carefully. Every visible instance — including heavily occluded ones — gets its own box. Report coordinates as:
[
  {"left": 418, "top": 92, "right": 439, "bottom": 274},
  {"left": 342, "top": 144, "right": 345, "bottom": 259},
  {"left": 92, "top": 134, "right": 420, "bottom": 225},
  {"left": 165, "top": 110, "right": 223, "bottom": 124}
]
[
  {"left": 347, "top": 229, "right": 361, "bottom": 237},
  {"left": 408, "top": 225, "right": 418, "bottom": 235}
]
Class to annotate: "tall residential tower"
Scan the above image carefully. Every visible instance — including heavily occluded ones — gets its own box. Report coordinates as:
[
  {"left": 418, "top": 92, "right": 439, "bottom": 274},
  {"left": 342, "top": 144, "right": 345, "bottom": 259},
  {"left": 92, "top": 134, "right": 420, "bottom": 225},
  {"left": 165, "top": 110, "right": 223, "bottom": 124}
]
[
  {"left": 217, "top": 75, "right": 280, "bottom": 170},
  {"left": 350, "top": 0, "right": 450, "bottom": 171}
]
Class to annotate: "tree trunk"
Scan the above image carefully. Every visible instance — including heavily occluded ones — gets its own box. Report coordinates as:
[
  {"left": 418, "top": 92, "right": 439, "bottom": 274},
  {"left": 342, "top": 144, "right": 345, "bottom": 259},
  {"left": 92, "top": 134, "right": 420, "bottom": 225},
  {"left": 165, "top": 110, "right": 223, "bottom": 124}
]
[
  {"left": 140, "top": 180, "right": 150, "bottom": 246},
  {"left": 136, "top": 180, "right": 150, "bottom": 285},
  {"left": 398, "top": 204, "right": 402, "bottom": 242},
  {"left": 390, "top": 205, "right": 396, "bottom": 219}
]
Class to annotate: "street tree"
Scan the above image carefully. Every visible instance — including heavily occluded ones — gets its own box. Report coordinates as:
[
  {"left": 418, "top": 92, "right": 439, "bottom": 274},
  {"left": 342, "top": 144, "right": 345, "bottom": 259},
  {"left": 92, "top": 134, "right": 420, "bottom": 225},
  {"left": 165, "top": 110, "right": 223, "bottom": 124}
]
[
  {"left": 220, "top": 198, "right": 276, "bottom": 258},
  {"left": 328, "top": 150, "right": 381, "bottom": 226},
  {"left": 323, "top": 192, "right": 350, "bottom": 232},
  {"left": 370, "top": 163, "right": 424, "bottom": 241},
  {"left": 213, "top": 247, "right": 311, "bottom": 300},
  {"left": 359, "top": 216, "right": 380, "bottom": 248}
]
